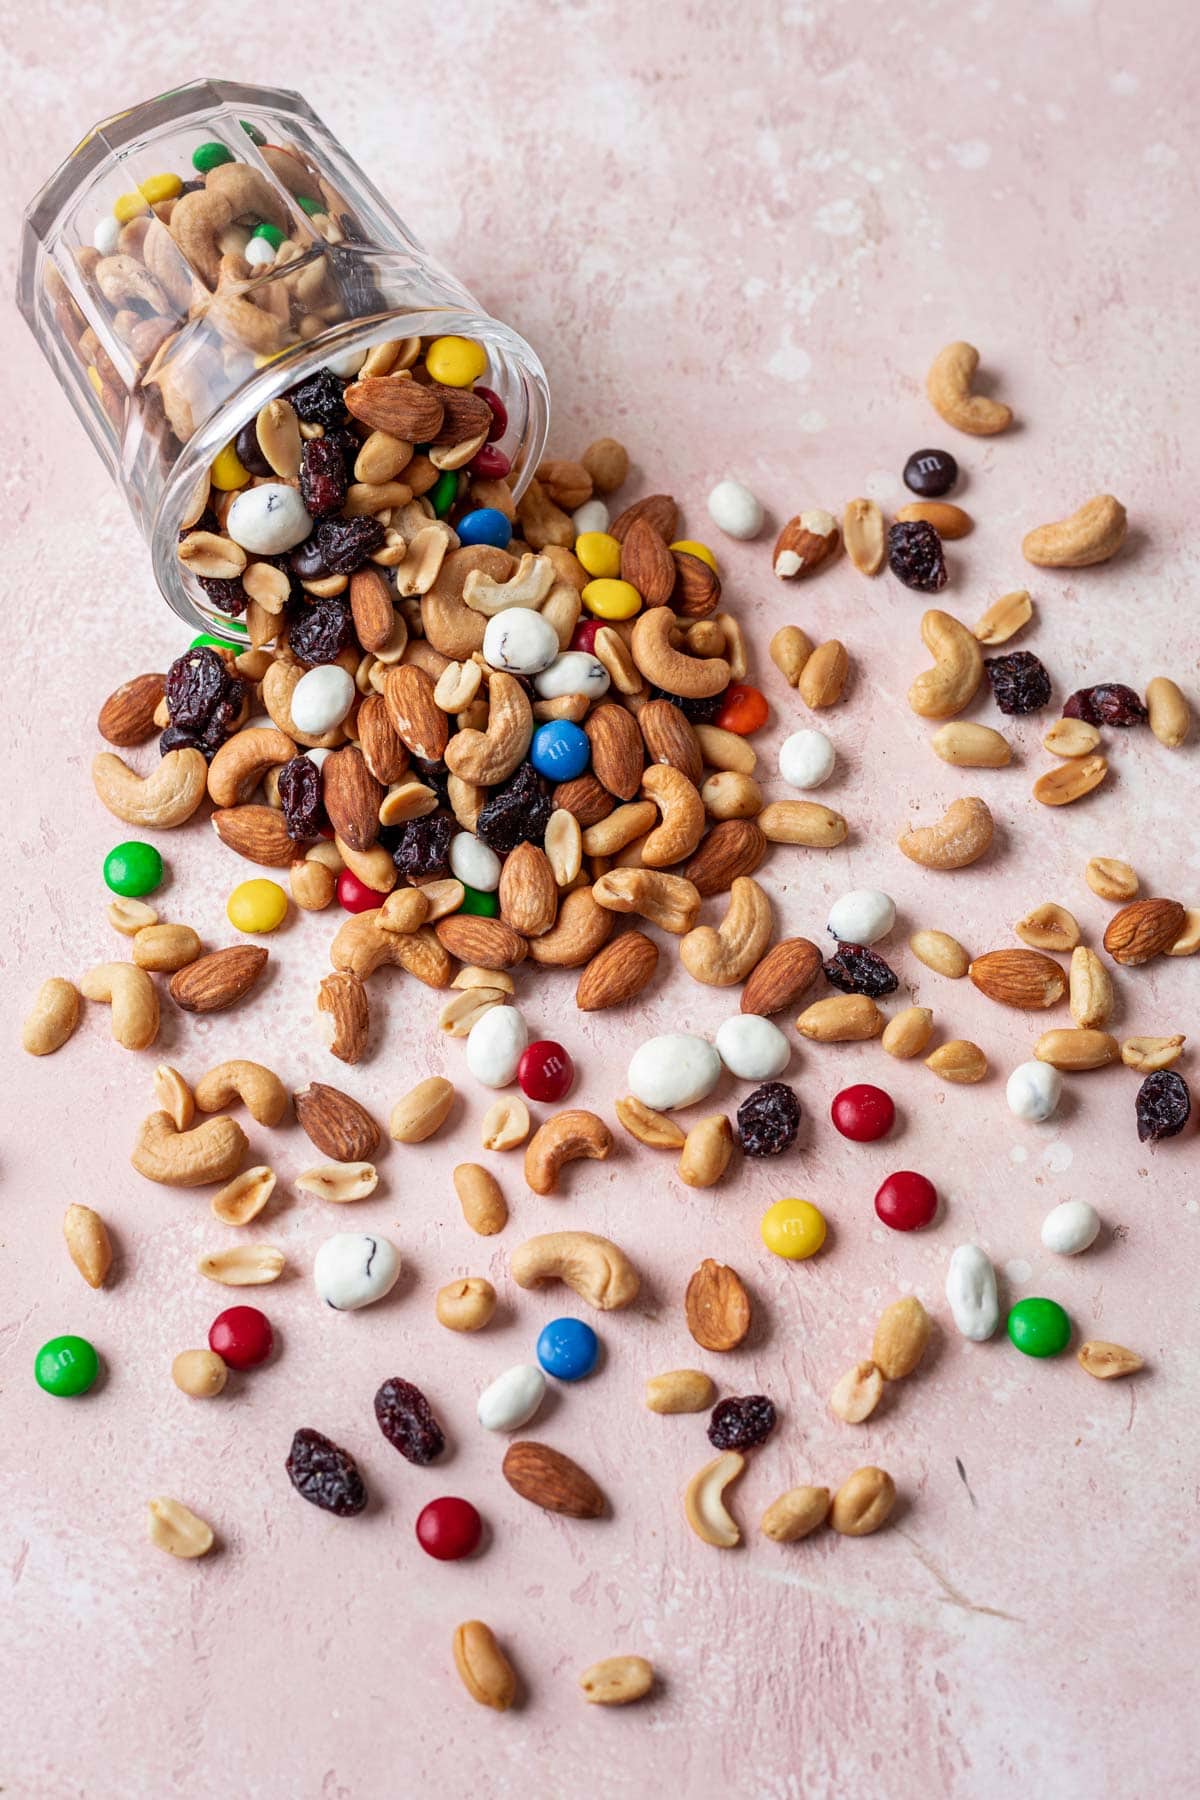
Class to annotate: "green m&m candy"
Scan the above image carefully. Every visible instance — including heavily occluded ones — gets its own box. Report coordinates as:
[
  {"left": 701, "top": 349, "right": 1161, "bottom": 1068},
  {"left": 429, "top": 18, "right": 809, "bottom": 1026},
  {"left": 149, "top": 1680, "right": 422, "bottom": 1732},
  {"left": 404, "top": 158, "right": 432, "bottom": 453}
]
[
  {"left": 429, "top": 469, "right": 459, "bottom": 518},
  {"left": 240, "top": 120, "right": 267, "bottom": 146},
  {"left": 36, "top": 1334, "right": 99, "bottom": 1397},
  {"left": 192, "top": 141, "right": 234, "bottom": 173},
  {"left": 189, "top": 630, "right": 245, "bottom": 650},
  {"left": 104, "top": 840, "right": 163, "bottom": 898},
  {"left": 458, "top": 884, "right": 499, "bottom": 917},
  {"left": 250, "top": 221, "right": 284, "bottom": 249},
  {"left": 296, "top": 194, "right": 324, "bottom": 216},
  {"left": 1007, "top": 1297, "right": 1071, "bottom": 1358}
]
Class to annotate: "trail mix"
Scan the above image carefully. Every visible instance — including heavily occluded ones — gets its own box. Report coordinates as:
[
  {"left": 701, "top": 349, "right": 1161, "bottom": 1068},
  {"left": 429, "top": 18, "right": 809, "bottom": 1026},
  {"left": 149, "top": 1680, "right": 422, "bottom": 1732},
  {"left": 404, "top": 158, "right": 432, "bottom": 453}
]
[{"left": 23, "top": 337, "right": 1195, "bottom": 1712}]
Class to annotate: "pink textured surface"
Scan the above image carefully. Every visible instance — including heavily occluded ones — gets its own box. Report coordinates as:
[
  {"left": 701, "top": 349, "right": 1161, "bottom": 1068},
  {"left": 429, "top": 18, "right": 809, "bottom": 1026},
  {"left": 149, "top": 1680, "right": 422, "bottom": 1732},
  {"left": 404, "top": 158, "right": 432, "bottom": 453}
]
[{"left": 3, "top": 6, "right": 1198, "bottom": 1797}]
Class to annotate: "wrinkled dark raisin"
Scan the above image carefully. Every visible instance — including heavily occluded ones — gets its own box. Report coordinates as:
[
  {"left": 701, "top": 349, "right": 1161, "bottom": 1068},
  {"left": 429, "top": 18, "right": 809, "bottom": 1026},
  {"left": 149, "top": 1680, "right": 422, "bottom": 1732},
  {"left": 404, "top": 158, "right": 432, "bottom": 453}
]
[
  {"left": 1063, "top": 684, "right": 1148, "bottom": 728},
  {"left": 285, "top": 1427, "right": 367, "bottom": 1515},
  {"left": 707, "top": 1395, "right": 777, "bottom": 1452},
  {"left": 409, "top": 755, "right": 450, "bottom": 809},
  {"left": 648, "top": 686, "right": 726, "bottom": 725},
  {"left": 234, "top": 418, "right": 274, "bottom": 478},
  {"left": 475, "top": 762, "right": 553, "bottom": 853},
  {"left": 299, "top": 435, "right": 349, "bottom": 518},
  {"left": 197, "top": 574, "right": 248, "bottom": 618},
  {"left": 823, "top": 942, "right": 899, "bottom": 997},
  {"left": 903, "top": 447, "right": 958, "bottom": 497},
  {"left": 984, "top": 650, "right": 1052, "bottom": 715},
  {"left": 287, "top": 599, "right": 356, "bottom": 665},
  {"left": 288, "top": 366, "right": 348, "bottom": 428},
  {"left": 1135, "top": 1069, "right": 1191, "bottom": 1143},
  {"left": 392, "top": 812, "right": 453, "bottom": 879},
  {"left": 736, "top": 1082, "right": 800, "bottom": 1157},
  {"left": 277, "top": 755, "right": 325, "bottom": 839},
  {"left": 887, "top": 519, "right": 948, "bottom": 592},
  {"left": 159, "top": 723, "right": 216, "bottom": 761},
  {"left": 164, "top": 646, "right": 232, "bottom": 729},
  {"left": 326, "top": 243, "right": 387, "bottom": 316},
  {"left": 374, "top": 1377, "right": 446, "bottom": 1465},
  {"left": 312, "top": 514, "right": 387, "bottom": 576}
]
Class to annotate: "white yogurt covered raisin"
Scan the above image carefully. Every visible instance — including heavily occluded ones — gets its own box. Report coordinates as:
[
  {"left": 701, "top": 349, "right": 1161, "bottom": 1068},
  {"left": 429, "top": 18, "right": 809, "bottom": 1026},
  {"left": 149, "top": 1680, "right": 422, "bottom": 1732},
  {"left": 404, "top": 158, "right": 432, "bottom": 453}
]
[
  {"left": 944, "top": 1244, "right": 999, "bottom": 1341},
  {"left": 533, "top": 651, "right": 610, "bottom": 701},
  {"left": 449, "top": 832, "right": 501, "bottom": 893},
  {"left": 707, "top": 478, "right": 764, "bottom": 540},
  {"left": 477, "top": 1363, "right": 546, "bottom": 1432},
  {"left": 826, "top": 888, "right": 896, "bottom": 945},
  {"left": 779, "top": 728, "right": 836, "bottom": 791},
  {"left": 1041, "top": 1199, "right": 1101, "bottom": 1256},
  {"left": 714, "top": 1015, "right": 791, "bottom": 1081},
  {"left": 312, "top": 1232, "right": 401, "bottom": 1311},
  {"left": 1006, "top": 1060, "right": 1062, "bottom": 1122},
  {"left": 291, "top": 664, "right": 355, "bottom": 736},
  {"left": 482, "top": 607, "right": 560, "bottom": 675},
  {"left": 226, "top": 482, "right": 312, "bottom": 555},
  {"left": 465, "top": 1004, "right": 528, "bottom": 1088},
  {"left": 627, "top": 1033, "right": 721, "bottom": 1111}
]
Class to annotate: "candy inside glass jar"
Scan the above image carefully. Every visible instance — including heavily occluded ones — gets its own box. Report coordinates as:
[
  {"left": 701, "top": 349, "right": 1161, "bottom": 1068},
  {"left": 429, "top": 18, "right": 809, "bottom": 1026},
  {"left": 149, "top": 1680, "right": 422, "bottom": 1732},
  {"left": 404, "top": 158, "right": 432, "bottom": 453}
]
[{"left": 17, "top": 78, "right": 549, "bottom": 638}]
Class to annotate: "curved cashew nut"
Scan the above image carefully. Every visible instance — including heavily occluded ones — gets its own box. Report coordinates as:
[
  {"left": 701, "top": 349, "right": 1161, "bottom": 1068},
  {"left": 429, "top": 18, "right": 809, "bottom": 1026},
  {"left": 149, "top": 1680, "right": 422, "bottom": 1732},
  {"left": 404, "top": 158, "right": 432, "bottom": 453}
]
[
  {"left": 131, "top": 1110, "right": 248, "bottom": 1188},
  {"left": 523, "top": 1110, "right": 614, "bottom": 1196},
  {"left": 91, "top": 748, "right": 208, "bottom": 828},
  {"left": 422, "top": 546, "right": 509, "bottom": 657},
  {"left": 897, "top": 794, "right": 994, "bottom": 869},
  {"left": 142, "top": 218, "right": 197, "bottom": 312},
  {"left": 509, "top": 1229, "right": 640, "bottom": 1310},
  {"left": 170, "top": 164, "right": 288, "bottom": 287},
  {"left": 640, "top": 765, "right": 706, "bottom": 867},
  {"left": 525, "top": 885, "right": 615, "bottom": 968},
  {"left": 1022, "top": 493, "right": 1127, "bottom": 568},
  {"left": 463, "top": 551, "right": 556, "bottom": 617},
  {"left": 683, "top": 1451, "right": 746, "bottom": 1548},
  {"left": 592, "top": 868, "right": 702, "bottom": 935},
  {"left": 80, "top": 963, "right": 160, "bottom": 1050},
  {"left": 630, "top": 608, "right": 731, "bottom": 698},
  {"left": 207, "top": 286, "right": 291, "bottom": 358},
  {"left": 206, "top": 727, "right": 297, "bottom": 807},
  {"left": 22, "top": 978, "right": 81, "bottom": 1056},
  {"left": 679, "top": 876, "right": 772, "bottom": 986},
  {"left": 582, "top": 801, "right": 658, "bottom": 858},
  {"left": 194, "top": 1060, "right": 289, "bottom": 1127},
  {"left": 94, "top": 253, "right": 168, "bottom": 315},
  {"left": 330, "top": 912, "right": 453, "bottom": 987},
  {"left": 444, "top": 671, "right": 532, "bottom": 785},
  {"left": 926, "top": 340, "right": 1013, "bottom": 436},
  {"left": 907, "top": 609, "right": 984, "bottom": 720}
]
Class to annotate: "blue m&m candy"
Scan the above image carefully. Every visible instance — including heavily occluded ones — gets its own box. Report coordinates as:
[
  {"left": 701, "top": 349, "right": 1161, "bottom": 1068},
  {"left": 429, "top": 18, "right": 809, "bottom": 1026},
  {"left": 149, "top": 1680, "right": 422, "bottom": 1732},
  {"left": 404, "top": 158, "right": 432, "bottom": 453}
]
[
  {"left": 530, "top": 719, "right": 589, "bottom": 781},
  {"left": 536, "top": 1317, "right": 599, "bottom": 1383},
  {"left": 456, "top": 507, "right": 513, "bottom": 550}
]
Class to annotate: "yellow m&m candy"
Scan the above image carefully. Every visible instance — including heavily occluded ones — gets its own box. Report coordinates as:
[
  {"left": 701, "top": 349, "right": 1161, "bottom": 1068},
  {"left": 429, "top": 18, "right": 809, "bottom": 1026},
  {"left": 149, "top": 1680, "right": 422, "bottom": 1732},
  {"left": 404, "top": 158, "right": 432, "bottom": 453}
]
[
  {"left": 760, "top": 1198, "right": 827, "bottom": 1261},
  {"left": 211, "top": 441, "right": 251, "bottom": 491},
  {"left": 425, "top": 336, "right": 488, "bottom": 387},
  {"left": 574, "top": 532, "right": 622, "bottom": 579},
  {"left": 581, "top": 578, "right": 642, "bottom": 621},
  {"left": 227, "top": 879, "right": 288, "bottom": 934},
  {"left": 670, "top": 539, "right": 720, "bottom": 574}
]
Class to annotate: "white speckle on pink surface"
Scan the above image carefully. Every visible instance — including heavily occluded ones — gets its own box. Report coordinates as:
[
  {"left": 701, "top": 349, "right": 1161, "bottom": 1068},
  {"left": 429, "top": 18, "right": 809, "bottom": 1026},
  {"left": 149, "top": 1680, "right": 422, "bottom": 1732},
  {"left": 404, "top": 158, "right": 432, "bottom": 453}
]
[
  {"left": 949, "top": 139, "right": 992, "bottom": 169},
  {"left": 1110, "top": 69, "right": 1140, "bottom": 94},
  {"left": 1042, "top": 1142, "right": 1074, "bottom": 1174},
  {"left": 765, "top": 337, "right": 813, "bottom": 382},
  {"left": 1005, "top": 1260, "right": 1034, "bottom": 1287},
  {"left": 813, "top": 197, "right": 863, "bottom": 236},
  {"left": 1144, "top": 141, "right": 1180, "bottom": 166},
  {"left": 1010, "top": 1143, "right": 1030, "bottom": 1164}
]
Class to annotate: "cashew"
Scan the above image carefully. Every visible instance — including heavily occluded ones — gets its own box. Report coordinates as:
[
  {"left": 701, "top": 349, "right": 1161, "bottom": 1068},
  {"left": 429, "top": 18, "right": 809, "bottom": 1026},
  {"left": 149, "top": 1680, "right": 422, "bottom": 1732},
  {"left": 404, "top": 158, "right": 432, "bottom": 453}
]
[
  {"left": 525, "top": 884, "right": 615, "bottom": 967},
  {"left": 443, "top": 671, "right": 533, "bottom": 785},
  {"left": 630, "top": 608, "right": 731, "bottom": 698},
  {"left": 94, "top": 253, "right": 168, "bottom": 314},
  {"left": 330, "top": 909, "right": 453, "bottom": 985},
  {"left": 193, "top": 1060, "right": 288, "bottom": 1127},
  {"left": 207, "top": 727, "right": 296, "bottom": 807},
  {"left": 91, "top": 748, "right": 208, "bottom": 828},
  {"left": 523, "top": 1110, "right": 614, "bottom": 1195},
  {"left": 422, "top": 546, "right": 508, "bottom": 658},
  {"left": 683, "top": 1451, "right": 745, "bottom": 1548},
  {"left": 22, "top": 978, "right": 80, "bottom": 1056},
  {"left": 80, "top": 962, "right": 159, "bottom": 1050},
  {"left": 907, "top": 609, "right": 984, "bottom": 719},
  {"left": 131, "top": 1110, "right": 248, "bottom": 1187},
  {"left": 926, "top": 340, "right": 1013, "bottom": 435},
  {"left": 169, "top": 164, "right": 287, "bottom": 287},
  {"left": 509, "top": 1229, "right": 640, "bottom": 1309},
  {"left": 592, "top": 868, "right": 702, "bottom": 934},
  {"left": 462, "top": 551, "right": 556, "bottom": 616},
  {"left": 1022, "top": 493, "right": 1127, "bottom": 568},
  {"left": 582, "top": 801, "right": 658, "bottom": 857},
  {"left": 897, "top": 795, "right": 994, "bottom": 870},
  {"left": 680, "top": 877, "right": 772, "bottom": 986},
  {"left": 640, "top": 764, "right": 706, "bottom": 867}
]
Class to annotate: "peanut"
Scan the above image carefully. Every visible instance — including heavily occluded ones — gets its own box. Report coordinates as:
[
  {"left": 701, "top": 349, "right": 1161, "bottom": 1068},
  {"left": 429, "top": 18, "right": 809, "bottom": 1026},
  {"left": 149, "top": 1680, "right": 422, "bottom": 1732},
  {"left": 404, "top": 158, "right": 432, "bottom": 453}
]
[{"left": 453, "top": 1163, "right": 508, "bottom": 1236}]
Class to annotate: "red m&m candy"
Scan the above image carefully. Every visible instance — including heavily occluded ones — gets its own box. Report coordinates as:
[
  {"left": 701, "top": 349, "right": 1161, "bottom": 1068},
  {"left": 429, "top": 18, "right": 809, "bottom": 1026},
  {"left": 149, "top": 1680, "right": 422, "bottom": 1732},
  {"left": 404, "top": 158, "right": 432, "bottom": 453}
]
[
  {"left": 831, "top": 1084, "right": 895, "bottom": 1143},
  {"left": 714, "top": 683, "right": 769, "bottom": 735},
  {"left": 517, "top": 1040, "right": 574, "bottom": 1103},
  {"left": 337, "top": 868, "right": 387, "bottom": 914},
  {"left": 474, "top": 385, "right": 508, "bottom": 443},
  {"left": 570, "top": 618, "right": 603, "bottom": 655},
  {"left": 416, "top": 1496, "right": 482, "bottom": 1561},
  {"left": 874, "top": 1171, "right": 938, "bottom": 1232},
  {"left": 469, "top": 443, "right": 511, "bottom": 480},
  {"left": 208, "top": 1305, "right": 273, "bottom": 1370}
]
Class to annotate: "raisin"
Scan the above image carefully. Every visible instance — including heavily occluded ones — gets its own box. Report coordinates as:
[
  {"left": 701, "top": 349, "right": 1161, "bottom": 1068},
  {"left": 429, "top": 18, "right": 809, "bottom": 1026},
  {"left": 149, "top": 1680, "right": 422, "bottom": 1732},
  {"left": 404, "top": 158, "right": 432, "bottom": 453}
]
[
  {"left": 373, "top": 1377, "right": 446, "bottom": 1465},
  {"left": 197, "top": 574, "right": 248, "bottom": 618},
  {"left": 299, "top": 435, "right": 349, "bottom": 518},
  {"left": 823, "top": 942, "right": 899, "bottom": 997},
  {"left": 326, "top": 243, "right": 387, "bottom": 316},
  {"left": 649, "top": 686, "right": 726, "bottom": 725},
  {"left": 234, "top": 418, "right": 274, "bottom": 478},
  {"left": 736, "top": 1082, "right": 800, "bottom": 1157},
  {"left": 285, "top": 1428, "right": 367, "bottom": 1515},
  {"left": 287, "top": 600, "right": 356, "bottom": 666},
  {"left": 164, "top": 646, "right": 232, "bottom": 730},
  {"left": 707, "top": 1395, "right": 777, "bottom": 1452},
  {"left": 311, "top": 514, "right": 387, "bottom": 576},
  {"left": 409, "top": 755, "right": 450, "bottom": 810},
  {"left": 887, "top": 519, "right": 948, "bottom": 592},
  {"left": 288, "top": 366, "right": 348, "bottom": 429},
  {"left": 159, "top": 723, "right": 216, "bottom": 761},
  {"left": 392, "top": 812, "right": 453, "bottom": 879},
  {"left": 277, "top": 755, "right": 325, "bottom": 839},
  {"left": 475, "top": 762, "right": 553, "bottom": 854},
  {"left": 1063, "top": 684, "right": 1148, "bottom": 728},
  {"left": 984, "top": 650, "right": 1052, "bottom": 715},
  {"left": 1135, "top": 1069, "right": 1191, "bottom": 1143}
]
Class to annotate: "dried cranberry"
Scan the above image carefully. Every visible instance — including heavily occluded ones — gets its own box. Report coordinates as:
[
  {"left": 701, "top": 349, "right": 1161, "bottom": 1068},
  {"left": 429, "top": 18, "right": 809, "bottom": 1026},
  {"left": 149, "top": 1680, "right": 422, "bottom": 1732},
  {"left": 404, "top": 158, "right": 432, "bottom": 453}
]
[
  {"left": 736, "top": 1082, "right": 800, "bottom": 1157},
  {"left": 1135, "top": 1069, "right": 1191, "bottom": 1143},
  {"left": 887, "top": 520, "right": 948, "bottom": 592},
  {"left": 1063, "top": 684, "right": 1148, "bottom": 728},
  {"left": 234, "top": 419, "right": 274, "bottom": 478},
  {"left": 475, "top": 762, "right": 553, "bottom": 854},
  {"left": 287, "top": 600, "right": 356, "bottom": 666},
  {"left": 164, "top": 646, "right": 232, "bottom": 730},
  {"left": 823, "top": 943, "right": 899, "bottom": 998},
  {"left": 374, "top": 1377, "right": 446, "bottom": 1465},
  {"left": 648, "top": 686, "right": 726, "bottom": 725},
  {"left": 392, "top": 812, "right": 453, "bottom": 879},
  {"left": 299, "top": 435, "right": 349, "bottom": 518},
  {"left": 197, "top": 574, "right": 248, "bottom": 618},
  {"left": 983, "top": 650, "right": 1052, "bottom": 715},
  {"left": 311, "top": 514, "right": 387, "bottom": 576},
  {"left": 277, "top": 755, "right": 325, "bottom": 839},
  {"left": 707, "top": 1395, "right": 777, "bottom": 1452},
  {"left": 285, "top": 1427, "right": 367, "bottom": 1516},
  {"left": 288, "top": 366, "right": 348, "bottom": 429}
]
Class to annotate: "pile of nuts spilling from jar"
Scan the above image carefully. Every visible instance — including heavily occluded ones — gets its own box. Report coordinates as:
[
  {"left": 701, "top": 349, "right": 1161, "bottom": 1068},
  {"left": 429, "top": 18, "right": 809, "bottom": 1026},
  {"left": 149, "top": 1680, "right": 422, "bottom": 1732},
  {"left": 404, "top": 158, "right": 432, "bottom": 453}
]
[{"left": 22, "top": 334, "right": 1193, "bottom": 1711}]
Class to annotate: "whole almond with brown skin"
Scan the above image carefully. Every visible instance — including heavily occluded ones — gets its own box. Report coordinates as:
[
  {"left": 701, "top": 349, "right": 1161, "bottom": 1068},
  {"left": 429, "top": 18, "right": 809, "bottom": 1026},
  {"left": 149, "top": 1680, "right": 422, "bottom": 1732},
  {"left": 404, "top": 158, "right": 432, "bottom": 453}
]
[
  {"left": 609, "top": 493, "right": 678, "bottom": 544},
  {"left": 968, "top": 949, "right": 1067, "bottom": 1009},
  {"left": 501, "top": 1441, "right": 606, "bottom": 1518},
  {"left": 576, "top": 930, "right": 659, "bottom": 1010},
  {"left": 621, "top": 516, "right": 677, "bottom": 605},
  {"left": 349, "top": 566, "right": 396, "bottom": 653},
  {"left": 1102, "top": 898, "right": 1186, "bottom": 966},
  {"left": 435, "top": 387, "right": 494, "bottom": 448},
  {"left": 356, "top": 693, "right": 410, "bottom": 785},
  {"left": 685, "top": 1258, "right": 751, "bottom": 1352},
  {"left": 436, "top": 914, "right": 528, "bottom": 970},
  {"left": 170, "top": 946, "right": 268, "bottom": 1013},
  {"left": 638, "top": 699, "right": 704, "bottom": 785},
  {"left": 383, "top": 664, "right": 449, "bottom": 762},
  {"left": 322, "top": 746, "right": 383, "bottom": 853},
  {"left": 683, "top": 819, "right": 767, "bottom": 896},
  {"left": 212, "top": 805, "right": 296, "bottom": 868},
  {"left": 872, "top": 1297, "right": 931, "bottom": 1380},
  {"left": 671, "top": 550, "right": 721, "bottom": 619},
  {"left": 585, "top": 703, "right": 644, "bottom": 800},
  {"left": 740, "top": 937, "right": 823, "bottom": 1015},
  {"left": 294, "top": 1082, "right": 380, "bottom": 1161},
  {"left": 498, "top": 841, "right": 558, "bottom": 937},
  {"left": 553, "top": 773, "right": 614, "bottom": 827},
  {"left": 316, "top": 971, "right": 370, "bottom": 1064},
  {"left": 344, "top": 375, "right": 444, "bottom": 441},
  {"left": 98, "top": 672, "right": 165, "bottom": 746}
]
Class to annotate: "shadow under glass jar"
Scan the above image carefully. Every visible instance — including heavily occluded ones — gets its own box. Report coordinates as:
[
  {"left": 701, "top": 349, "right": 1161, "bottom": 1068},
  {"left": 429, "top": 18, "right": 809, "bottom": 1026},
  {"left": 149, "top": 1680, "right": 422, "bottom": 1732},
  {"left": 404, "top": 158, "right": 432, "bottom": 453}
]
[{"left": 17, "top": 77, "right": 550, "bottom": 639}]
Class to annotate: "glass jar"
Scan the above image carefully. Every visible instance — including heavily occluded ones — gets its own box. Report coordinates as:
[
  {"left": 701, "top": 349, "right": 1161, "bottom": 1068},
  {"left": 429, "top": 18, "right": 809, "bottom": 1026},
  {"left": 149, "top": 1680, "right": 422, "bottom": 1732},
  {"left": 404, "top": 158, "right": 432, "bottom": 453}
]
[{"left": 17, "top": 78, "right": 549, "bottom": 639}]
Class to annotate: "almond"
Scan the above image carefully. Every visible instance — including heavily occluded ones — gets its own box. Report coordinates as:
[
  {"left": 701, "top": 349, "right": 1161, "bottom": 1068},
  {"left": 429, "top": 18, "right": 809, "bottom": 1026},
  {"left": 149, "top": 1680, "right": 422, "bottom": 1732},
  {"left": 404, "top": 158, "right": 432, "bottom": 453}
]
[
  {"left": 740, "top": 937, "right": 822, "bottom": 1015},
  {"left": 671, "top": 550, "right": 722, "bottom": 619},
  {"left": 552, "top": 773, "right": 615, "bottom": 828},
  {"left": 682, "top": 818, "right": 767, "bottom": 896},
  {"left": 498, "top": 841, "right": 558, "bottom": 937},
  {"left": 322, "top": 746, "right": 383, "bottom": 853},
  {"left": 97, "top": 672, "right": 165, "bottom": 746},
  {"left": 169, "top": 946, "right": 268, "bottom": 1013},
  {"left": 349, "top": 566, "right": 396, "bottom": 653},
  {"left": 356, "top": 693, "right": 410, "bottom": 785},
  {"left": 383, "top": 664, "right": 449, "bottom": 762},
  {"left": 1077, "top": 1340, "right": 1144, "bottom": 1380},
  {"left": 316, "top": 971, "right": 370, "bottom": 1064},
  {"left": 968, "top": 949, "right": 1067, "bottom": 1009},
  {"left": 294, "top": 1081, "right": 380, "bottom": 1162},
  {"left": 842, "top": 498, "right": 885, "bottom": 575},
  {"left": 621, "top": 516, "right": 676, "bottom": 606},
  {"left": 608, "top": 493, "right": 678, "bottom": 544},
  {"left": 872, "top": 1296, "right": 931, "bottom": 1379},
  {"left": 344, "top": 375, "right": 444, "bottom": 441},
  {"left": 585, "top": 703, "right": 644, "bottom": 801},
  {"left": 684, "top": 1258, "right": 751, "bottom": 1352},
  {"left": 501, "top": 1441, "right": 606, "bottom": 1518},
  {"left": 212, "top": 805, "right": 296, "bottom": 868},
  {"left": 638, "top": 700, "right": 703, "bottom": 785},
  {"left": 436, "top": 388, "right": 494, "bottom": 448},
  {"left": 1102, "top": 898, "right": 1186, "bottom": 966},
  {"left": 435, "top": 914, "right": 528, "bottom": 970},
  {"left": 773, "top": 509, "right": 839, "bottom": 579},
  {"left": 576, "top": 931, "right": 659, "bottom": 1011}
]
